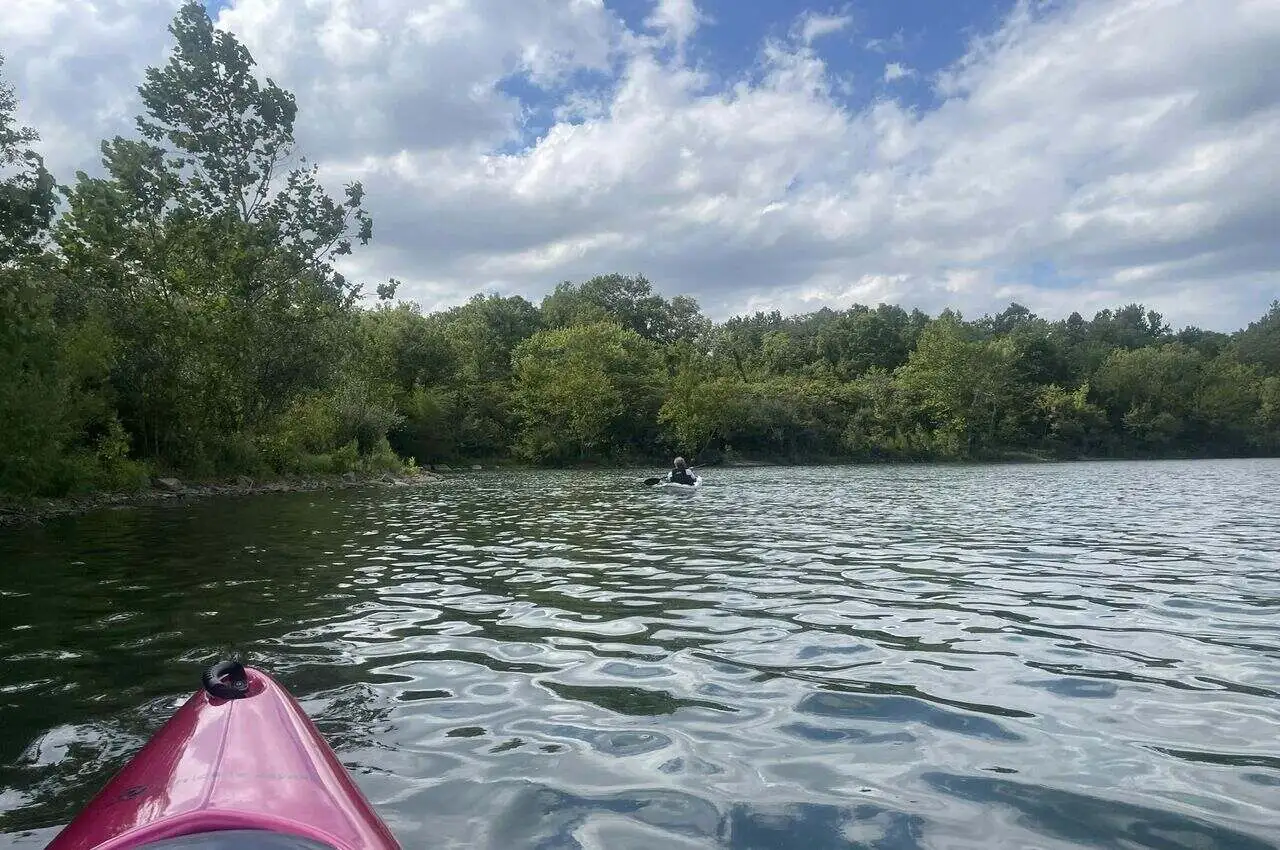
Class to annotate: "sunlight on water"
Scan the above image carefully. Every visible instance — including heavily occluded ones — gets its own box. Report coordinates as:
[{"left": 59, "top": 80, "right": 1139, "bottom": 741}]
[{"left": 2, "top": 460, "right": 1279, "bottom": 848}]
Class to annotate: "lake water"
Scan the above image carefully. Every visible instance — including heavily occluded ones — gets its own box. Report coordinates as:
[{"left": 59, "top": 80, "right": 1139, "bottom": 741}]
[{"left": 1, "top": 460, "right": 1278, "bottom": 849}]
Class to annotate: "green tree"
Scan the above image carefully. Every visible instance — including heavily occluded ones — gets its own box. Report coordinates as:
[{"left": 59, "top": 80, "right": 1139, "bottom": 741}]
[
  {"left": 658, "top": 364, "right": 749, "bottom": 457},
  {"left": 1254, "top": 377, "right": 1280, "bottom": 453},
  {"left": 424, "top": 294, "right": 541, "bottom": 458},
  {"left": 1036, "top": 384, "right": 1109, "bottom": 458},
  {"left": 1176, "top": 326, "right": 1232, "bottom": 359},
  {"left": 511, "top": 322, "right": 662, "bottom": 463},
  {"left": 54, "top": 2, "right": 378, "bottom": 472},
  {"left": 0, "top": 58, "right": 145, "bottom": 496},
  {"left": 841, "top": 367, "right": 931, "bottom": 460},
  {"left": 815, "top": 305, "right": 915, "bottom": 379},
  {"left": 542, "top": 274, "right": 709, "bottom": 345},
  {"left": 1233, "top": 301, "right": 1280, "bottom": 375},
  {"left": 1192, "top": 354, "right": 1265, "bottom": 454},
  {"left": 438, "top": 294, "right": 541, "bottom": 384},
  {"left": 1091, "top": 344, "right": 1204, "bottom": 453},
  {"left": 356, "top": 303, "right": 460, "bottom": 463},
  {"left": 895, "top": 317, "right": 1029, "bottom": 457},
  {"left": 0, "top": 56, "right": 57, "bottom": 265}
]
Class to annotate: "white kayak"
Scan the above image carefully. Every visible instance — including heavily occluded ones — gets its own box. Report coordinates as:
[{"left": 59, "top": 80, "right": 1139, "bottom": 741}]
[{"left": 657, "top": 478, "right": 703, "bottom": 495}]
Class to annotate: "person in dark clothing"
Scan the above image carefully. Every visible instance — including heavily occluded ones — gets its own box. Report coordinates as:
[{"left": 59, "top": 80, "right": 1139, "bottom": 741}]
[{"left": 667, "top": 456, "right": 699, "bottom": 485}]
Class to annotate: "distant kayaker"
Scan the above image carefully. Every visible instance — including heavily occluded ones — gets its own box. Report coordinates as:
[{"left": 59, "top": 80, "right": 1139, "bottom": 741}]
[{"left": 667, "top": 457, "right": 700, "bottom": 486}]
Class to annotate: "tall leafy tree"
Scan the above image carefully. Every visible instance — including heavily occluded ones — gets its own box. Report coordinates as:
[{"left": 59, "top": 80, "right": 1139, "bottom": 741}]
[
  {"left": 541, "top": 273, "right": 709, "bottom": 345},
  {"left": 1091, "top": 344, "right": 1204, "bottom": 452},
  {"left": 896, "top": 317, "right": 1028, "bottom": 457},
  {"left": 512, "top": 322, "right": 662, "bottom": 463},
  {"left": 1, "top": 55, "right": 64, "bottom": 493},
  {"left": 1233, "top": 301, "right": 1280, "bottom": 375},
  {"left": 0, "top": 56, "right": 57, "bottom": 265},
  {"left": 0, "top": 56, "right": 143, "bottom": 496},
  {"left": 54, "top": 2, "right": 378, "bottom": 469}
]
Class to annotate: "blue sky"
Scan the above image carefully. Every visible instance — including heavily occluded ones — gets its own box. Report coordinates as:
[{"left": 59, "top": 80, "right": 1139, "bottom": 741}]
[
  {"left": 619, "top": 0, "right": 1013, "bottom": 98},
  {"left": 494, "top": 0, "right": 1018, "bottom": 153},
  {"left": 8, "top": 0, "right": 1279, "bottom": 330}
]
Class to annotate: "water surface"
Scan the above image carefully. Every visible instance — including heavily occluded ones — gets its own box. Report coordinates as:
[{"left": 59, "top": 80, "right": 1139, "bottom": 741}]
[{"left": 2, "top": 460, "right": 1279, "bottom": 848}]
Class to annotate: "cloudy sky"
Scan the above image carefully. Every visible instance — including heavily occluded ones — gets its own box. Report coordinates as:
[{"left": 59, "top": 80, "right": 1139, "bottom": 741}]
[{"left": 4, "top": 0, "right": 1278, "bottom": 330}]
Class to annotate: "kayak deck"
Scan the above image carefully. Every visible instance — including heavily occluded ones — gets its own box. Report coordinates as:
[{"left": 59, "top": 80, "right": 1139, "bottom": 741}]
[
  {"left": 110, "top": 832, "right": 337, "bottom": 849},
  {"left": 46, "top": 664, "right": 399, "bottom": 850}
]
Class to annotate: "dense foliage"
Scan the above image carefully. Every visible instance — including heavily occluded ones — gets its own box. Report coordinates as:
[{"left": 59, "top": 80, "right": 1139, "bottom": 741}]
[{"left": 1, "top": 5, "right": 1277, "bottom": 498}]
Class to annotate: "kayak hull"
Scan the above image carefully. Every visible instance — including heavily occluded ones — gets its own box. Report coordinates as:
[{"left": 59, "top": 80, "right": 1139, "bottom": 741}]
[
  {"left": 46, "top": 665, "right": 400, "bottom": 850},
  {"left": 658, "top": 479, "right": 702, "bottom": 495}
]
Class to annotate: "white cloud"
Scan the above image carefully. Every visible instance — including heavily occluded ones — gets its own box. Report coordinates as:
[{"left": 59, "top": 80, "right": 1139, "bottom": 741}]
[
  {"left": 2, "top": 0, "right": 183, "bottom": 176},
  {"left": 795, "top": 10, "right": 854, "bottom": 46},
  {"left": 883, "top": 62, "right": 913, "bottom": 82},
  {"left": 215, "top": 0, "right": 622, "bottom": 160},
  {"left": 643, "top": 0, "right": 705, "bottom": 53},
  {"left": 865, "top": 31, "right": 905, "bottom": 53},
  {"left": 3, "top": 0, "right": 1278, "bottom": 331}
]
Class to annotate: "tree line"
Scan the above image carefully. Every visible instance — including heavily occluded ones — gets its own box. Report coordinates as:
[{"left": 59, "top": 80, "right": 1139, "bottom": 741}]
[{"left": 2, "top": 3, "right": 1277, "bottom": 498}]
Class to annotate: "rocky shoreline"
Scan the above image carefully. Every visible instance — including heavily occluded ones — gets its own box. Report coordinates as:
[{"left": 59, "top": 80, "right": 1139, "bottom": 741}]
[{"left": 0, "top": 468, "right": 446, "bottom": 529}]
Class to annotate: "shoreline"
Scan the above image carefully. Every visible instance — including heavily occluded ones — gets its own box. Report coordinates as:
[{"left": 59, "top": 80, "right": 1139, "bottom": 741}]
[
  {"left": 0, "top": 468, "right": 446, "bottom": 529},
  {"left": 4, "top": 452, "right": 1272, "bottom": 529}
]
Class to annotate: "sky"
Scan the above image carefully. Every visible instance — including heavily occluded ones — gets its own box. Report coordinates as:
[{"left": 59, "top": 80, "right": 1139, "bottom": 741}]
[{"left": 3, "top": 0, "right": 1278, "bottom": 331}]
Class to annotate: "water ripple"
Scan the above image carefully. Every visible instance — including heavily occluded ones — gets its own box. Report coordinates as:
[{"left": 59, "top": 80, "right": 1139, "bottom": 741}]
[{"left": 1, "top": 459, "right": 1279, "bottom": 848}]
